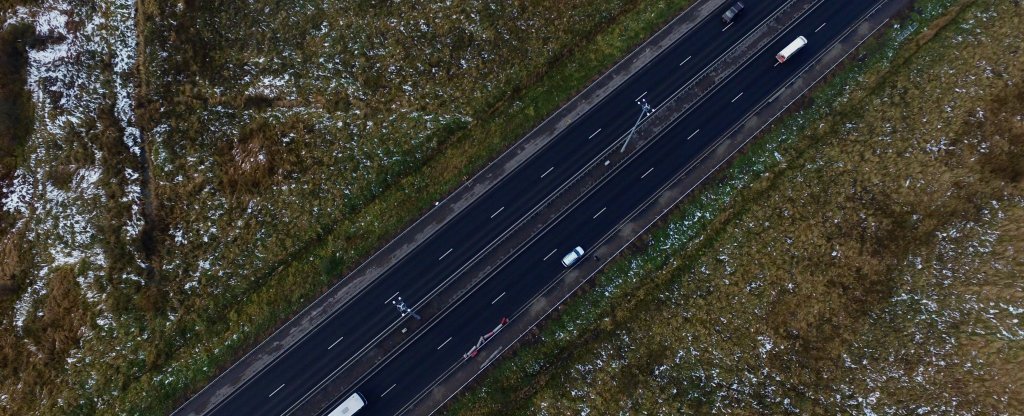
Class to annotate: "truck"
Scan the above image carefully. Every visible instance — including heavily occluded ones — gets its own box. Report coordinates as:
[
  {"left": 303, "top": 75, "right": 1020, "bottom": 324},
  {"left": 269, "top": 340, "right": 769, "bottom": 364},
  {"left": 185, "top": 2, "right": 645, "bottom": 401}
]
[
  {"left": 776, "top": 36, "right": 808, "bottom": 63},
  {"left": 327, "top": 392, "right": 366, "bottom": 416}
]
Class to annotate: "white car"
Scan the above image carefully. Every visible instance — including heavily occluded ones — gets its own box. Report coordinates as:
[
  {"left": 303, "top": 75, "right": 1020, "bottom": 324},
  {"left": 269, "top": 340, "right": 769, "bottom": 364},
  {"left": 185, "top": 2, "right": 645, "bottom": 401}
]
[{"left": 561, "top": 246, "right": 585, "bottom": 267}]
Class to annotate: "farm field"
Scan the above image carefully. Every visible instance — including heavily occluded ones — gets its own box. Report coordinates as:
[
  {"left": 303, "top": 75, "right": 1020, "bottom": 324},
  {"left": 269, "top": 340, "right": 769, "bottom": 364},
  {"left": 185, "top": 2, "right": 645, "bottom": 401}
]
[
  {"left": 448, "top": 0, "right": 1024, "bottom": 414},
  {"left": 0, "top": 0, "right": 695, "bottom": 413}
]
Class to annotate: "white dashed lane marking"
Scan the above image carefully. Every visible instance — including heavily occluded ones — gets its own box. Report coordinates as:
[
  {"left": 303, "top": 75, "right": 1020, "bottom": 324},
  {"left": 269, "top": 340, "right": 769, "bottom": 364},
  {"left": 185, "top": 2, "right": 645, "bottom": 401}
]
[{"left": 439, "top": 248, "right": 453, "bottom": 260}]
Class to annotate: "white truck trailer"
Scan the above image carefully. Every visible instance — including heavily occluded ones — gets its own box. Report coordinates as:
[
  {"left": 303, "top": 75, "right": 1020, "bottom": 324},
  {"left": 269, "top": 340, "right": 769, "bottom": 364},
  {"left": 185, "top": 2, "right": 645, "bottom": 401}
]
[
  {"left": 327, "top": 392, "right": 366, "bottom": 416},
  {"left": 776, "top": 36, "right": 808, "bottom": 63}
]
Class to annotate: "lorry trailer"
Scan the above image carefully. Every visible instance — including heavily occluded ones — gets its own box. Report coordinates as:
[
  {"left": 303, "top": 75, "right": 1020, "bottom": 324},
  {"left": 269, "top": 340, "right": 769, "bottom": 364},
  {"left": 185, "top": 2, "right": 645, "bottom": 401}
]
[
  {"left": 776, "top": 36, "right": 808, "bottom": 63},
  {"left": 327, "top": 392, "right": 366, "bottom": 416}
]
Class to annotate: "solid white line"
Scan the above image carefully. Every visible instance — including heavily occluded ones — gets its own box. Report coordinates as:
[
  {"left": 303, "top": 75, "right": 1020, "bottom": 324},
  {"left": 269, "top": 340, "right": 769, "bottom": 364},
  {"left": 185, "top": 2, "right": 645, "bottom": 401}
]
[
  {"left": 491, "top": 292, "right": 506, "bottom": 305},
  {"left": 722, "top": 22, "right": 734, "bottom": 32},
  {"left": 641, "top": 167, "right": 654, "bottom": 179},
  {"left": 328, "top": 336, "right": 344, "bottom": 350},
  {"left": 490, "top": 206, "right": 504, "bottom": 218},
  {"left": 593, "top": 207, "right": 606, "bottom": 219},
  {"left": 384, "top": 291, "right": 399, "bottom": 305},
  {"left": 774, "top": 61, "right": 781, "bottom": 67},
  {"left": 731, "top": 92, "right": 744, "bottom": 103},
  {"left": 540, "top": 167, "right": 553, "bottom": 178},
  {"left": 438, "top": 248, "right": 453, "bottom": 261},
  {"left": 427, "top": 2, "right": 889, "bottom": 414},
  {"left": 268, "top": 384, "right": 285, "bottom": 397},
  {"left": 381, "top": 384, "right": 396, "bottom": 397},
  {"left": 322, "top": 2, "right": 858, "bottom": 412},
  {"left": 351, "top": 2, "right": 839, "bottom": 404},
  {"left": 679, "top": 55, "right": 691, "bottom": 66},
  {"left": 815, "top": 22, "right": 827, "bottom": 32},
  {"left": 588, "top": 128, "right": 601, "bottom": 139},
  {"left": 437, "top": 337, "right": 452, "bottom": 350},
  {"left": 635, "top": 91, "right": 648, "bottom": 102},
  {"left": 182, "top": 1, "right": 807, "bottom": 413},
  {"left": 685, "top": 129, "right": 700, "bottom": 141}
]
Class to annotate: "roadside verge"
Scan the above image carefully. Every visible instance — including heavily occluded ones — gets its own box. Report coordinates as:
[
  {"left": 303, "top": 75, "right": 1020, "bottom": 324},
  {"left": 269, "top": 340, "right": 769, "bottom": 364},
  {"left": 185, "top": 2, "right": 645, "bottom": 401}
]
[{"left": 423, "top": 0, "right": 924, "bottom": 414}]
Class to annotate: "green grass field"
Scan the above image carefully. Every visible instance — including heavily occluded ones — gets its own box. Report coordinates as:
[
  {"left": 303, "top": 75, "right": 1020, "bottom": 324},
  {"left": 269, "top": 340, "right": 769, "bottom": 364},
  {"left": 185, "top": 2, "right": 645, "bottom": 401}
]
[{"left": 447, "top": 0, "right": 1024, "bottom": 414}]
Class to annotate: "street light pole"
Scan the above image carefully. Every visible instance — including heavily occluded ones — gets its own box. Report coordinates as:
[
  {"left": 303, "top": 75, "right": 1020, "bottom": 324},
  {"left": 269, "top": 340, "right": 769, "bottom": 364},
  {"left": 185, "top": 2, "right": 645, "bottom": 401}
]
[
  {"left": 621, "top": 98, "right": 653, "bottom": 153},
  {"left": 392, "top": 296, "right": 421, "bottom": 320}
]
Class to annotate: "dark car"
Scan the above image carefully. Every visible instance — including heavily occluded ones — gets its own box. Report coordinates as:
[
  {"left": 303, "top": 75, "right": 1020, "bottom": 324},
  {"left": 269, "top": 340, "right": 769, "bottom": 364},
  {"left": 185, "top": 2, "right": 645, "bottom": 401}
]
[{"left": 722, "top": 1, "right": 745, "bottom": 24}]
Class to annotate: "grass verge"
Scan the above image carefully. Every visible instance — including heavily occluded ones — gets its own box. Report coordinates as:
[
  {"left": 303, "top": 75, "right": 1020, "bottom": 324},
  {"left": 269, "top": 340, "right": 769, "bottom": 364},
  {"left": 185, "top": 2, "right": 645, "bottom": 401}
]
[{"left": 445, "top": 0, "right": 1024, "bottom": 413}]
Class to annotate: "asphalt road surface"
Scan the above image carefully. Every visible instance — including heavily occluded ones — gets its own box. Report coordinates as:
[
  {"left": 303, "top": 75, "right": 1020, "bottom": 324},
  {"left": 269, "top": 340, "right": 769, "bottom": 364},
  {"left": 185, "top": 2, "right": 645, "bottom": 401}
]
[{"left": 185, "top": 0, "right": 886, "bottom": 415}]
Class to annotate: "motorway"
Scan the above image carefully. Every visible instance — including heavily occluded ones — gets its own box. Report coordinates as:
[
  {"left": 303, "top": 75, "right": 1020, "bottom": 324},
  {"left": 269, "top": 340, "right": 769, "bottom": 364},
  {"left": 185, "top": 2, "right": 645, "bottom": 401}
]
[{"left": 181, "top": 0, "right": 888, "bottom": 415}]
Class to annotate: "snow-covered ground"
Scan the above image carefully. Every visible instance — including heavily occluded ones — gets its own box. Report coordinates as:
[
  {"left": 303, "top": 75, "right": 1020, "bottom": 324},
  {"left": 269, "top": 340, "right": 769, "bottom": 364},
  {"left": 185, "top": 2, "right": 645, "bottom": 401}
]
[
  {"left": 4, "top": 0, "right": 140, "bottom": 328},
  {"left": 1, "top": 0, "right": 143, "bottom": 411},
  {"left": 2, "top": 0, "right": 663, "bottom": 413}
]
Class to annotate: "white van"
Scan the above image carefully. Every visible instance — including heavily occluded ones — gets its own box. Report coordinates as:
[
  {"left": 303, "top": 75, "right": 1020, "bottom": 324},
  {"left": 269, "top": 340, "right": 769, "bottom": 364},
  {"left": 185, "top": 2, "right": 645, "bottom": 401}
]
[
  {"left": 776, "top": 36, "right": 808, "bottom": 63},
  {"left": 561, "top": 246, "right": 585, "bottom": 267},
  {"left": 327, "top": 392, "right": 366, "bottom": 416}
]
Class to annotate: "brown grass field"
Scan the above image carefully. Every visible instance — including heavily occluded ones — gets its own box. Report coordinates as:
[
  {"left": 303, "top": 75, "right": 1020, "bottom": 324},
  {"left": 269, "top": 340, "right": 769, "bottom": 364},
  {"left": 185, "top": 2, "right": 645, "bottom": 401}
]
[
  {"left": 0, "top": 0, "right": 696, "bottom": 413},
  {"left": 448, "top": 0, "right": 1024, "bottom": 414}
]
